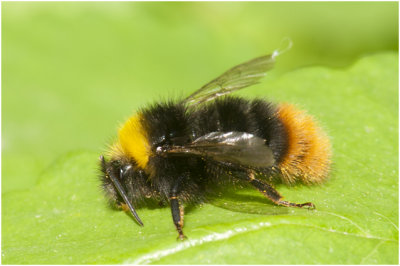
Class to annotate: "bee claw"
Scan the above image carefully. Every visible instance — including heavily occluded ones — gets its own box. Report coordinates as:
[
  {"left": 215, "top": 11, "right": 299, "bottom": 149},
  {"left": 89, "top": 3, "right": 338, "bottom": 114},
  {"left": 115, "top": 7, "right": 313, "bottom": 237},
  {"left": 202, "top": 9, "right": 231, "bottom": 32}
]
[
  {"left": 277, "top": 200, "right": 316, "bottom": 210},
  {"left": 300, "top": 202, "right": 316, "bottom": 210},
  {"left": 177, "top": 234, "right": 188, "bottom": 241}
]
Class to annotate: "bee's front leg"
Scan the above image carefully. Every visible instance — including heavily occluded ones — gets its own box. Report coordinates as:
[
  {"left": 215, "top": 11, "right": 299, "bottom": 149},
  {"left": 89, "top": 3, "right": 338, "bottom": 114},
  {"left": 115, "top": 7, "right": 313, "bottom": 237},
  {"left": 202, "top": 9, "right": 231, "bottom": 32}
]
[
  {"left": 169, "top": 176, "right": 187, "bottom": 240},
  {"left": 170, "top": 196, "right": 186, "bottom": 240}
]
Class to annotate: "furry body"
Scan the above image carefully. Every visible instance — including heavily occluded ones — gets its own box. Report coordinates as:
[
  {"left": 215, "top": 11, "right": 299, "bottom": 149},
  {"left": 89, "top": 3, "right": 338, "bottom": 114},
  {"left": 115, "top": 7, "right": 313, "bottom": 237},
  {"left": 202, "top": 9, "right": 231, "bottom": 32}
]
[
  {"left": 99, "top": 51, "right": 332, "bottom": 239},
  {"left": 100, "top": 96, "right": 331, "bottom": 208}
]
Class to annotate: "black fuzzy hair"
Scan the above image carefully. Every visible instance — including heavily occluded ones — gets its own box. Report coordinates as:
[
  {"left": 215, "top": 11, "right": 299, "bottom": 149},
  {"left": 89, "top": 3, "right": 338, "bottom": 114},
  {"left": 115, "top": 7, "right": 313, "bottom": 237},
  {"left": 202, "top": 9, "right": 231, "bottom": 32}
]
[{"left": 100, "top": 96, "right": 290, "bottom": 207}]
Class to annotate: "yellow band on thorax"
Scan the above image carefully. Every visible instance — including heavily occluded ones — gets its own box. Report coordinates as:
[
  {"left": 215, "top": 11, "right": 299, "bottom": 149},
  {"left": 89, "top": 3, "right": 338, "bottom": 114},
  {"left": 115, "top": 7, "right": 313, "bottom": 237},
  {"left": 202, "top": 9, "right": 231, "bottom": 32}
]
[{"left": 118, "top": 113, "right": 150, "bottom": 169}]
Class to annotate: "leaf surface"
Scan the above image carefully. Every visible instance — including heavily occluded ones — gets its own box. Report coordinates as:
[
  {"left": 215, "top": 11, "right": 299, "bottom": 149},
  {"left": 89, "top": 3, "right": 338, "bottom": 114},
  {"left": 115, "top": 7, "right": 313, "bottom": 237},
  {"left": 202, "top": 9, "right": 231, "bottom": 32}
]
[{"left": 2, "top": 53, "right": 398, "bottom": 264}]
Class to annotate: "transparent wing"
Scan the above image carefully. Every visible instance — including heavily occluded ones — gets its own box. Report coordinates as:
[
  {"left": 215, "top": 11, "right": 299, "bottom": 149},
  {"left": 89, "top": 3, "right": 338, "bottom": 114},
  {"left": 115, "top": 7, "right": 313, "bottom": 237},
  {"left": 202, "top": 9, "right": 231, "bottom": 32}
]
[
  {"left": 182, "top": 54, "right": 276, "bottom": 106},
  {"left": 165, "top": 132, "right": 275, "bottom": 168}
]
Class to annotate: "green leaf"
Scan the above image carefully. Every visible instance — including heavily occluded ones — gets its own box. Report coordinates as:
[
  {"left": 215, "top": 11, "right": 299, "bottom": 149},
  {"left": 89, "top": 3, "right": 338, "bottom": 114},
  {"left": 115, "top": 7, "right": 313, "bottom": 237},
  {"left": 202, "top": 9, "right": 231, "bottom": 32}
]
[{"left": 2, "top": 53, "right": 398, "bottom": 264}]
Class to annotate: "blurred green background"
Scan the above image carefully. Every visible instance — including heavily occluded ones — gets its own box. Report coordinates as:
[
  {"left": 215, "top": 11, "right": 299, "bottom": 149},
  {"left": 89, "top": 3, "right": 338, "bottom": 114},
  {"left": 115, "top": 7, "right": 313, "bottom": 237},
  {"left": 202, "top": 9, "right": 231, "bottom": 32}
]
[
  {"left": 2, "top": 2, "right": 398, "bottom": 193},
  {"left": 2, "top": 2, "right": 398, "bottom": 264}
]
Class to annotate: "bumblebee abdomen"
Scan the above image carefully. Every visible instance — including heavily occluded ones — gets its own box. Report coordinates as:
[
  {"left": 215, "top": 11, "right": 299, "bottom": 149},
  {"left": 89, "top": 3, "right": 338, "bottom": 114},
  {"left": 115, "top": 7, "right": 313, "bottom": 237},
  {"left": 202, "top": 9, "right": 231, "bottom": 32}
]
[
  {"left": 276, "top": 103, "right": 331, "bottom": 184},
  {"left": 248, "top": 99, "right": 289, "bottom": 164},
  {"left": 194, "top": 97, "right": 288, "bottom": 163},
  {"left": 194, "top": 96, "right": 331, "bottom": 184}
]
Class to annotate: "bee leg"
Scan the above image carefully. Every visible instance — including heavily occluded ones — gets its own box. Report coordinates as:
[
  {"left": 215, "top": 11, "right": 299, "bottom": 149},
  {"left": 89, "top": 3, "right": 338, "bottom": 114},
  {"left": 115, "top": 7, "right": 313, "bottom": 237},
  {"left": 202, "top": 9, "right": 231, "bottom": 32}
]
[
  {"left": 169, "top": 177, "right": 187, "bottom": 240},
  {"left": 246, "top": 172, "right": 315, "bottom": 209},
  {"left": 170, "top": 195, "right": 186, "bottom": 240}
]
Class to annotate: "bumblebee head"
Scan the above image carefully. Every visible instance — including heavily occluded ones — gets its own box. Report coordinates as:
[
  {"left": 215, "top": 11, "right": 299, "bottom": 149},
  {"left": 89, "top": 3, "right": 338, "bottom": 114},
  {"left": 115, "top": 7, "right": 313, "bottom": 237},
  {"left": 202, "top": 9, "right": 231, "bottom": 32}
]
[{"left": 99, "top": 155, "right": 144, "bottom": 226}]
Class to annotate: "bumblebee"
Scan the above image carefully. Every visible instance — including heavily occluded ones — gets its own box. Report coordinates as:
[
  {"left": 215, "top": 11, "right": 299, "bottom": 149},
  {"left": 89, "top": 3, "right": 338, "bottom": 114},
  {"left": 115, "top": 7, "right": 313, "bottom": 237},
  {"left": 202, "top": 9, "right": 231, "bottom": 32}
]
[{"left": 99, "top": 49, "right": 331, "bottom": 240}]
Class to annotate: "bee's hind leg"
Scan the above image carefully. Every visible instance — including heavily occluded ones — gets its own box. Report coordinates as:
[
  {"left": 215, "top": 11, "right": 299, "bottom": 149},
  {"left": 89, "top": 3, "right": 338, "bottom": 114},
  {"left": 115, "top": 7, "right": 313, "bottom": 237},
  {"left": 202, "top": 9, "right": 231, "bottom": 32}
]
[
  {"left": 238, "top": 171, "right": 315, "bottom": 209},
  {"left": 169, "top": 177, "right": 187, "bottom": 240}
]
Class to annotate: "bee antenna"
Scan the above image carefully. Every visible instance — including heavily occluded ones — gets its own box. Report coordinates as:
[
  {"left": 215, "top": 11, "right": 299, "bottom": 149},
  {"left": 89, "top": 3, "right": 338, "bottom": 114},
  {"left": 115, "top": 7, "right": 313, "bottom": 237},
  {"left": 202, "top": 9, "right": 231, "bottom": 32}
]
[
  {"left": 108, "top": 169, "right": 144, "bottom": 226},
  {"left": 272, "top": 37, "right": 293, "bottom": 59}
]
